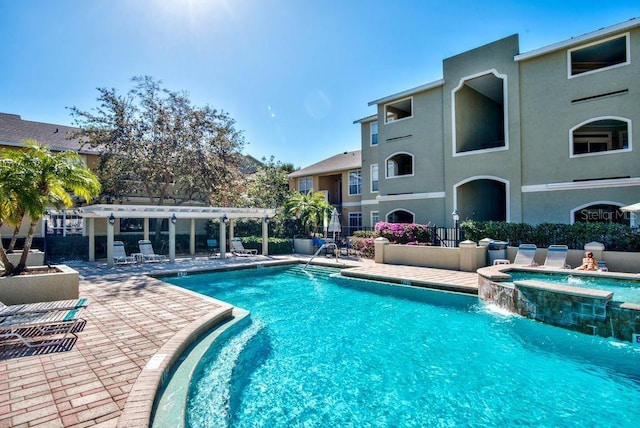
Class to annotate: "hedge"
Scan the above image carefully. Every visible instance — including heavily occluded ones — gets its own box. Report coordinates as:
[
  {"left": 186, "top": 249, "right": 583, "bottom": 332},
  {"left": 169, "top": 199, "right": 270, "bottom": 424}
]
[{"left": 461, "top": 220, "right": 640, "bottom": 252}]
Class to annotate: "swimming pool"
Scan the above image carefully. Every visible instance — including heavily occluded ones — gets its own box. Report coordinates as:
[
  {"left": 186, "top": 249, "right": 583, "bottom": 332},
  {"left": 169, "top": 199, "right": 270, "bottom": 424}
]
[
  {"left": 508, "top": 270, "right": 640, "bottom": 303},
  {"left": 156, "top": 264, "right": 640, "bottom": 427}
]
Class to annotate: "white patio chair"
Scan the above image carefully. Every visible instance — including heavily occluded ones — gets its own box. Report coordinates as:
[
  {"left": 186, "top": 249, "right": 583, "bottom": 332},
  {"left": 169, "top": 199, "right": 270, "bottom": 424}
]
[
  {"left": 113, "top": 241, "right": 135, "bottom": 264},
  {"left": 138, "top": 240, "right": 164, "bottom": 262},
  {"left": 544, "top": 245, "right": 570, "bottom": 268},
  {"left": 230, "top": 238, "right": 258, "bottom": 256}
]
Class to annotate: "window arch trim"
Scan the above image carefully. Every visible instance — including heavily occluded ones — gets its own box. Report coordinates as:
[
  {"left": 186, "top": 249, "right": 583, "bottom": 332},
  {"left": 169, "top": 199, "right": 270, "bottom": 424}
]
[
  {"left": 569, "top": 116, "right": 632, "bottom": 158},
  {"left": 384, "top": 151, "right": 415, "bottom": 179}
]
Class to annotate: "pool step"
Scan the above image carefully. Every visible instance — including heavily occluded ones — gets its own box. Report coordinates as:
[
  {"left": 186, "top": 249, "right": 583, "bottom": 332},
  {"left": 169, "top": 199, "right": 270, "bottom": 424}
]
[{"left": 280, "top": 265, "right": 340, "bottom": 281}]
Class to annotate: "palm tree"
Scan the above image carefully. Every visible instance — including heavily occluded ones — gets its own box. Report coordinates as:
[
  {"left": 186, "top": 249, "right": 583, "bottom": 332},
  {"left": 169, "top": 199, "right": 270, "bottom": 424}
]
[
  {"left": 284, "top": 190, "right": 333, "bottom": 237},
  {"left": 0, "top": 156, "right": 28, "bottom": 268},
  {"left": 0, "top": 140, "right": 101, "bottom": 275}
]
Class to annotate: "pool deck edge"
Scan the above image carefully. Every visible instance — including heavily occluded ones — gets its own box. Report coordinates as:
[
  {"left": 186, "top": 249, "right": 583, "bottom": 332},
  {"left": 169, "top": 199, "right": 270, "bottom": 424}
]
[{"left": 116, "top": 304, "right": 234, "bottom": 428}]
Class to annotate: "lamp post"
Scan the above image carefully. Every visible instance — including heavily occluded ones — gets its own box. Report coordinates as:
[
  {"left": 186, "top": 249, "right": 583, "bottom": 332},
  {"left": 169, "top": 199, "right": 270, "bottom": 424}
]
[{"left": 452, "top": 209, "right": 460, "bottom": 247}]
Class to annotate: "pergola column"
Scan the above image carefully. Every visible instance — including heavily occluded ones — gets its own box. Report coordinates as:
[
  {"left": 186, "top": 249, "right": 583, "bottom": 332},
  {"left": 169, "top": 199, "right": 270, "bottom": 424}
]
[
  {"left": 262, "top": 217, "right": 269, "bottom": 255},
  {"left": 169, "top": 216, "right": 176, "bottom": 263},
  {"left": 106, "top": 218, "right": 115, "bottom": 268},
  {"left": 87, "top": 218, "right": 95, "bottom": 262},
  {"left": 190, "top": 219, "right": 196, "bottom": 256},
  {"left": 219, "top": 220, "right": 227, "bottom": 259},
  {"left": 143, "top": 218, "right": 149, "bottom": 241}
]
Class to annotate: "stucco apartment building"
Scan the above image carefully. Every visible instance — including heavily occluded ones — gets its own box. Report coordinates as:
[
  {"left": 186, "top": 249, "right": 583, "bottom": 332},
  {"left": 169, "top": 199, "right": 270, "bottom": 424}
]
[
  {"left": 288, "top": 150, "right": 363, "bottom": 235},
  {"left": 351, "top": 18, "right": 640, "bottom": 231}
]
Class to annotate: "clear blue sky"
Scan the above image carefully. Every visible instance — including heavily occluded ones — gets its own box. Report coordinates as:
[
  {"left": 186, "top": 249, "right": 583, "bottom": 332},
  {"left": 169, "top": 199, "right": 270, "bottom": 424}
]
[{"left": 1, "top": 1, "right": 638, "bottom": 168}]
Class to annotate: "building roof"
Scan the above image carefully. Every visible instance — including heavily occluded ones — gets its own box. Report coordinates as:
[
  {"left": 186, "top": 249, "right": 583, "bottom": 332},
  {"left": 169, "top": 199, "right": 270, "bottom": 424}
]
[
  {"left": 367, "top": 79, "right": 444, "bottom": 106},
  {"left": 288, "top": 150, "right": 361, "bottom": 178},
  {"left": 515, "top": 17, "right": 640, "bottom": 62},
  {"left": 353, "top": 114, "right": 378, "bottom": 125},
  {"left": 0, "top": 112, "right": 97, "bottom": 154}
]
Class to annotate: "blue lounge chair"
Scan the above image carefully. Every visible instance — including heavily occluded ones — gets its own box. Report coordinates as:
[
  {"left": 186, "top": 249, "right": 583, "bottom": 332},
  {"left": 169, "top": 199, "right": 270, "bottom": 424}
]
[
  {"left": 0, "top": 307, "right": 86, "bottom": 349},
  {"left": 207, "top": 239, "right": 219, "bottom": 257},
  {"left": 0, "top": 298, "right": 90, "bottom": 317}
]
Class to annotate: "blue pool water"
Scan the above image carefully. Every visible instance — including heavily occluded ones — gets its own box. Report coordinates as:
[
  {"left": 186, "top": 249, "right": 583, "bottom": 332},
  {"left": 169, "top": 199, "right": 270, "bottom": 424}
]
[
  {"left": 163, "top": 265, "right": 640, "bottom": 427},
  {"left": 508, "top": 270, "right": 640, "bottom": 302}
]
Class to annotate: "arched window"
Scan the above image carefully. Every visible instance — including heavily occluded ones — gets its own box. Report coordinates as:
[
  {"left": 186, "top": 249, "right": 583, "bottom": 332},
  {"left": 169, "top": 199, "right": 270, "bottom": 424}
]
[
  {"left": 386, "top": 153, "right": 413, "bottom": 178},
  {"left": 572, "top": 203, "right": 629, "bottom": 225},
  {"left": 570, "top": 117, "right": 631, "bottom": 157},
  {"left": 386, "top": 210, "right": 414, "bottom": 223},
  {"left": 453, "top": 70, "right": 507, "bottom": 155}
]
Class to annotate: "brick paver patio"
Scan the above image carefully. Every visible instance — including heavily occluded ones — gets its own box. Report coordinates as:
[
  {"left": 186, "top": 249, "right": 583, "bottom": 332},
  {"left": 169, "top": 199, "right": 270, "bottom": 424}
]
[{"left": 0, "top": 256, "right": 479, "bottom": 427}]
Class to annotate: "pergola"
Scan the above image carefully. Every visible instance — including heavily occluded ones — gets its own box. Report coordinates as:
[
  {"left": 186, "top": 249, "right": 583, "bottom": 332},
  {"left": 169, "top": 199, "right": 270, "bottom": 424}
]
[{"left": 78, "top": 204, "right": 276, "bottom": 267}]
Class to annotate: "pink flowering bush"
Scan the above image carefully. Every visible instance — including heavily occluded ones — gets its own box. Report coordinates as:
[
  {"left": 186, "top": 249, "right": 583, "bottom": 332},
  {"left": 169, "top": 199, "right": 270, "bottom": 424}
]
[
  {"left": 374, "top": 222, "right": 431, "bottom": 245},
  {"left": 350, "top": 237, "right": 375, "bottom": 258}
]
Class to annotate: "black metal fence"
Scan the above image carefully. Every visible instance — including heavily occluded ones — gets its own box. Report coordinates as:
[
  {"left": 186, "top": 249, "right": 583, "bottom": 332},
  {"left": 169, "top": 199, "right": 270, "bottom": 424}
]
[
  {"left": 339, "top": 225, "right": 465, "bottom": 247},
  {"left": 431, "top": 226, "right": 465, "bottom": 247}
]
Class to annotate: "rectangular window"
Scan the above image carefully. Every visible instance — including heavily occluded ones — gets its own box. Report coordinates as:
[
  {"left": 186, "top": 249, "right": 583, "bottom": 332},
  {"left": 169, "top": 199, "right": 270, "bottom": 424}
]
[
  {"left": 119, "top": 218, "right": 144, "bottom": 232},
  {"left": 371, "top": 211, "right": 379, "bottom": 227},
  {"left": 569, "top": 33, "right": 629, "bottom": 77},
  {"left": 385, "top": 97, "right": 413, "bottom": 123},
  {"left": 298, "top": 177, "right": 313, "bottom": 194},
  {"left": 370, "top": 164, "right": 379, "bottom": 193},
  {"left": 386, "top": 160, "right": 395, "bottom": 177},
  {"left": 349, "top": 212, "right": 362, "bottom": 231},
  {"left": 348, "top": 170, "right": 362, "bottom": 195},
  {"left": 119, "top": 218, "right": 168, "bottom": 233},
  {"left": 573, "top": 132, "right": 611, "bottom": 155},
  {"left": 370, "top": 121, "right": 378, "bottom": 145},
  {"left": 46, "top": 210, "right": 84, "bottom": 235}
]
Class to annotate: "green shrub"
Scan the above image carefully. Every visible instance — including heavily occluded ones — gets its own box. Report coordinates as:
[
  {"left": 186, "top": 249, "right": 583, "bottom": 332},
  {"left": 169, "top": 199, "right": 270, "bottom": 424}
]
[
  {"left": 352, "top": 229, "right": 373, "bottom": 238},
  {"left": 236, "top": 236, "right": 293, "bottom": 255},
  {"left": 460, "top": 220, "right": 640, "bottom": 251}
]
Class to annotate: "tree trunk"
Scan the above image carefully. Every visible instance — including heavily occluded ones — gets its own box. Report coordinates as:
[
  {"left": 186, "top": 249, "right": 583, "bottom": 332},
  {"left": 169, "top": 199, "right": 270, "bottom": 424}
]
[
  {"left": 7, "top": 221, "right": 22, "bottom": 252},
  {"left": 0, "top": 244, "right": 15, "bottom": 275},
  {"left": 15, "top": 221, "right": 37, "bottom": 274}
]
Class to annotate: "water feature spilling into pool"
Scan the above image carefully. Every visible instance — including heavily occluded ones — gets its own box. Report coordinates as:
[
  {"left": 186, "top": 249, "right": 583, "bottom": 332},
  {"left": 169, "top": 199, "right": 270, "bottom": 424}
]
[
  {"left": 508, "top": 270, "right": 640, "bottom": 303},
  {"left": 155, "top": 264, "right": 640, "bottom": 427}
]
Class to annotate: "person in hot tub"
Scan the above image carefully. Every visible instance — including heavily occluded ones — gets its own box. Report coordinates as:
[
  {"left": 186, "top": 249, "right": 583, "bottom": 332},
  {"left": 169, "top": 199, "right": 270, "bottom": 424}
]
[{"left": 575, "top": 251, "right": 599, "bottom": 271}]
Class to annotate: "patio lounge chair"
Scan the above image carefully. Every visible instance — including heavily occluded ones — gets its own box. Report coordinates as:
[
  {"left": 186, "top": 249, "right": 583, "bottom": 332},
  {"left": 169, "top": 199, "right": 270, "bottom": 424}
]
[
  {"left": 138, "top": 240, "right": 164, "bottom": 262},
  {"left": 0, "top": 307, "right": 85, "bottom": 349},
  {"left": 114, "top": 241, "right": 135, "bottom": 264},
  {"left": 0, "top": 297, "right": 90, "bottom": 317},
  {"left": 231, "top": 238, "right": 258, "bottom": 256},
  {"left": 207, "top": 239, "right": 219, "bottom": 257},
  {"left": 544, "top": 245, "right": 570, "bottom": 268},
  {"left": 513, "top": 244, "right": 538, "bottom": 266}
]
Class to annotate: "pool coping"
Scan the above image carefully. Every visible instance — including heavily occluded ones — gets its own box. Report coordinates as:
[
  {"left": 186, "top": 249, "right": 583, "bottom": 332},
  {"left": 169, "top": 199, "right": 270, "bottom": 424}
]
[{"left": 116, "top": 299, "right": 234, "bottom": 428}]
